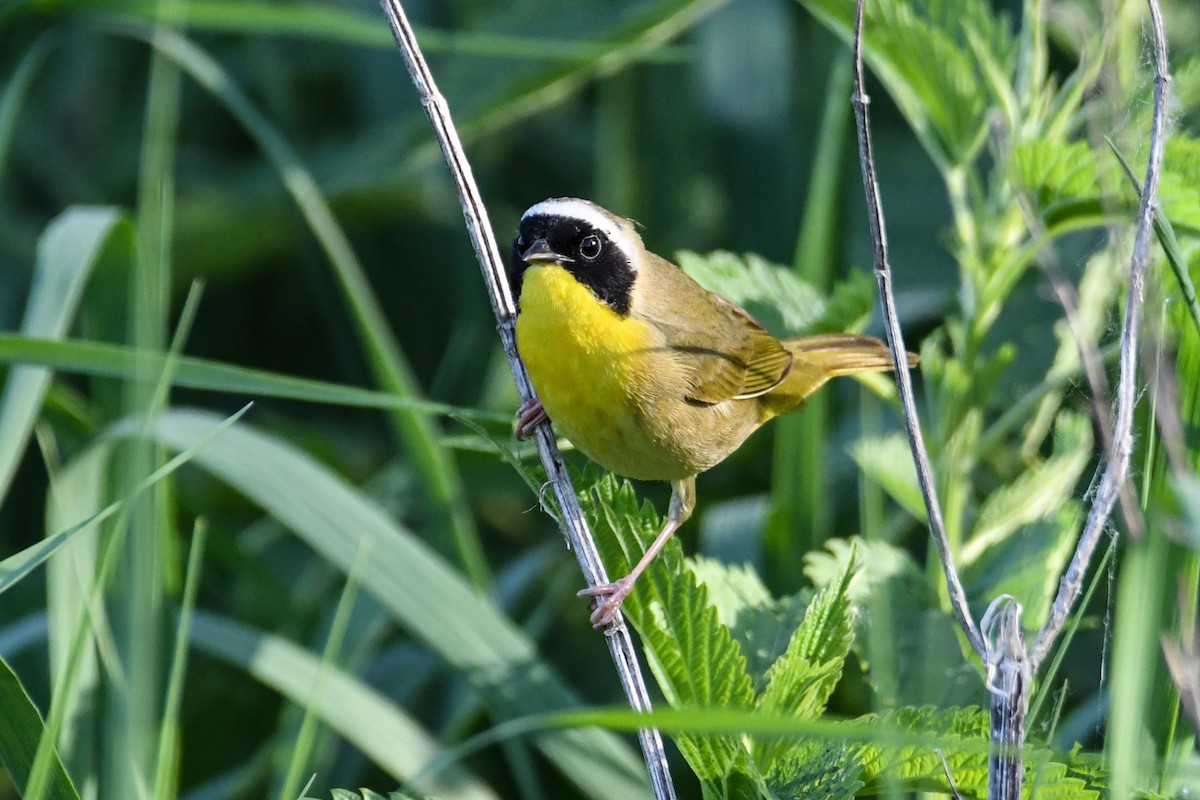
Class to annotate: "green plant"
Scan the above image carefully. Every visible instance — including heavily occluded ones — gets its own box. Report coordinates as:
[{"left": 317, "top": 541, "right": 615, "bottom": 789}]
[{"left": 1, "top": 0, "right": 1199, "bottom": 798}]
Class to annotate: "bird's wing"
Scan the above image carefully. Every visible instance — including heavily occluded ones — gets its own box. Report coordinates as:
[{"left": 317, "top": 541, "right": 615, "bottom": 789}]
[{"left": 636, "top": 254, "right": 793, "bottom": 405}]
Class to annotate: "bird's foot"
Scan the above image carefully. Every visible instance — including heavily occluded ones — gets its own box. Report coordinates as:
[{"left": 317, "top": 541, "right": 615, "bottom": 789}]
[
  {"left": 514, "top": 398, "right": 549, "bottom": 440},
  {"left": 578, "top": 575, "right": 636, "bottom": 627}
]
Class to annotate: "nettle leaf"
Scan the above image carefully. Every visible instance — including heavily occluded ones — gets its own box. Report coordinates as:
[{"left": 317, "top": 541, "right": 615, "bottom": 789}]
[
  {"left": 1010, "top": 139, "right": 1108, "bottom": 230},
  {"left": 804, "top": 537, "right": 923, "bottom": 605},
  {"left": 1159, "top": 137, "right": 1200, "bottom": 237},
  {"left": 857, "top": 706, "right": 989, "bottom": 793},
  {"left": 691, "top": 556, "right": 812, "bottom": 689},
  {"left": 965, "top": 502, "right": 1082, "bottom": 631},
  {"left": 848, "top": 433, "right": 925, "bottom": 522},
  {"left": 963, "top": 412, "right": 1091, "bottom": 628},
  {"left": 853, "top": 706, "right": 1103, "bottom": 798},
  {"left": 677, "top": 251, "right": 876, "bottom": 338},
  {"left": 967, "top": 411, "right": 1092, "bottom": 557},
  {"left": 811, "top": 542, "right": 975, "bottom": 708},
  {"left": 800, "top": 0, "right": 1009, "bottom": 166},
  {"left": 583, "top": 475, "right": 756, "bottom": 780},
  {"left": 812, "top": 545, "right": 976, "bottom": 709},
  {"left": 753, "top": 548, "right": 858, "bottom": 770},
  {"left": 818, "top": 270, "right": 877, "bottom": 333},
  {"left": 677, "top": 250, "right": 826, "bottom": 336},
  {"left": 767, "top": 739, "right": 866, "bottom": 800},
  {"left": 761, "top": 546, "right": 858, "bottom": 708}
]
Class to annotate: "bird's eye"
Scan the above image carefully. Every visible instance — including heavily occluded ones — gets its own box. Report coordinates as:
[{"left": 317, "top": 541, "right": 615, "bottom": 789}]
[
  {"left": 516, "top": 233, "right": 526, "bottom": 250},
  {"left": 579, "top": 234, "right": 602, "bottom": 260}
]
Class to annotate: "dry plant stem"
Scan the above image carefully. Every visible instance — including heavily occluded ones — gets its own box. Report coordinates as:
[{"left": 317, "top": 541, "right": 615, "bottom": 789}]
[
  {"left": 378, "top": 3, "right": 677, "bottom": 798},
  {"left": 849, "top": 0, "right": 985, "bottom": 658},
  {"left": 982, "top": 598, "right": 1029, "bottom": 800},
  {"left": 1030, "top": 0, "right": 1170, "bottom": 670}
]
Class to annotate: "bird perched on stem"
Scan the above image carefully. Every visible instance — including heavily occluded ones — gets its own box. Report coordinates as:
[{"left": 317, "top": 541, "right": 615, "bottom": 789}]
[{"left": 511, "top": 197, "right": 915, "bottom": 627}]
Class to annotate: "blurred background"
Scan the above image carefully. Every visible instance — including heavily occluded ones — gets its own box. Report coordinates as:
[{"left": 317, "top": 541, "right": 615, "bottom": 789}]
[{"left": 1, "top": 0, "right": 1196, "bottom": 797}]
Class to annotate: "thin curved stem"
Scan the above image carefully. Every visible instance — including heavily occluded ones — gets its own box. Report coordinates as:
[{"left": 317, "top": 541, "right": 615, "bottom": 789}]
[{"left": 377, "top": 3, "right": 677, "bottom": 798}]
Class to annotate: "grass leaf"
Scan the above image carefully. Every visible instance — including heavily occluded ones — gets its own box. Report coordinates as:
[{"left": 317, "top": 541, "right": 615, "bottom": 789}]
[
  {"left": 0, "top": 208, "right": 125, "bottom": 504},
  {"left": 583, "top": 474, "right": 756, "bottom": 782},
  {"left": 144, "top": 409, "right": 649, "bottom": 800},
  {"left": 0, "top": 656, "right": 80, "bottom": 800},
  {"left": 190, "top": 611, "right": 497, "bottom": 800}
]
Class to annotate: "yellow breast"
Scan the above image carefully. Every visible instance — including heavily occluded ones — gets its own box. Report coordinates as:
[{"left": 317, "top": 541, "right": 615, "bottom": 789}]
[{"left": 515, "top": 265, "right": 690, "bottom": 481}]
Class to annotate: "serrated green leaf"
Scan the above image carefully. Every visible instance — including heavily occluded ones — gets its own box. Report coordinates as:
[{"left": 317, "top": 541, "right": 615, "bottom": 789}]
[
  {"left": 962, "top": 412, "right": 1091, "bottom": 629},
  {"left": 803, "top": 536, "right": 925, "bottom": 605},
  {"left": 691, "top": 556, "right": 811, "bottom": 689},
  {"left": 967, "top": 411, "right": 1093, "bottom": 561},
  {"left": 848, "top": 433, "right": 925, "bottom": 521},
  {"left": 855, "top": 706, "right": 1104, "bottom": 798},
  {"left": 799, "top": 0, "right": 1010, "bottom": 167},
  {"left": 583, "top": 475, "right": 756, "bottom": 781},
  {"left": 677, "top": 250, "right": 827, "bottom": 336},
  {"left": 767, "top": 738, "right": 865, "bottom": 799},
  {"left": 677, "top": 250, "right": 879, "bottom": 339},
  {"left": 780, "top": 549, "right": 859, "bottom": 673},
  {"left": 966, "top": 502, "right": 1083, "bottom": 631},
  {"left": 857, "top": 705, "right": 989, "bottom": 793},
  {"left": 1011, "top": 139, "right": 1107, "bottom": 228},
  {"left": 811, "top": 545, "right": 976, "bottom": 710},
  {"left": 819, "top": 270, "right": 877, "bottom": 333},
  {"left": 690, "top": 557, "right": 774, "bottom": 627},
  {"left": 1159, "top": 137, "right": 1200, "bottom": 237},
  {"left": 753, "top": 548, "right": 858, "bottom": 771}
]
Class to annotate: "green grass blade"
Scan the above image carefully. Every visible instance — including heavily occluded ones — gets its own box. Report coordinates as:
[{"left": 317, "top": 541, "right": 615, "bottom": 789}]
[
  {"left": 111, "top": 23, "right": 489, "bottom": 588},
  {"left": 0, "top": 507, "right": 103, "bottom": 598},
  {"left": 27, "top": 407, "right": 250, "bottom": 800},
  {"left": 43, "top": 442, "right": 107, "bottom": 796},
  {"left": 83, "top": 0, "right": 686, "bottom": 61},
  {"left": 0, "top": 655, "right": 81, "bottom": 800},
  {"left": 1108, "top": 139, "right": 1200, "bottom": 338},
  {"left": 0, "top": 207, "right": 124, "bottom": 505},
  {"left": 183, "top": 612, "right": 491, "bottom": 800},
  {"left": 145, "top": 409, "right": 649, "bottom": 799},
  {"left": 0, "top": 33, "right": 53, "bottom": 184},
  {"left": 0, "top": 335, "right": 508, "bottom": 423},
  {"left": 152, "top": 520, "right": 206, "bottom": 800},
  {"left": 277, "top": 548, "right": 360, "bottom": 800}
]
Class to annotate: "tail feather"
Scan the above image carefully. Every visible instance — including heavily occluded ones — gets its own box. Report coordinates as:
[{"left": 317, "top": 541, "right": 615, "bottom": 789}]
[{"left": 758, "top": 333, "right": 917, "bottom": 418}]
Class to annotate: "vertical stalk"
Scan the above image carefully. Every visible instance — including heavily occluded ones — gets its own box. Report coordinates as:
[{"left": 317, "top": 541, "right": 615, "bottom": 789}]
[{"left": 378, "top": 3, "right": 677, "bottom": 797}]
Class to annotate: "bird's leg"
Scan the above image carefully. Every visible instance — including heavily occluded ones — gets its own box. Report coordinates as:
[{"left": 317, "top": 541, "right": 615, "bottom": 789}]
[
  {"left": 514, "top": 397, "right": 549, "bottom": 440},
  {"left": 580, "top": 476, "right": 696, "bottom": 627}
]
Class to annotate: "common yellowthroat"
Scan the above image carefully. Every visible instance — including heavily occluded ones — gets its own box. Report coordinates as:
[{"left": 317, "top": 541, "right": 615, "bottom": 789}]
[{"left": 511, "top": 197, "right": 913, "bottom": 626}]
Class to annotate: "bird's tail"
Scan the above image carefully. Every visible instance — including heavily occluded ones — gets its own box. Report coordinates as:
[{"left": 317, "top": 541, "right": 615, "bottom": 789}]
[{"left": 759, "top": 333, "right": 917, "bottom": 418}]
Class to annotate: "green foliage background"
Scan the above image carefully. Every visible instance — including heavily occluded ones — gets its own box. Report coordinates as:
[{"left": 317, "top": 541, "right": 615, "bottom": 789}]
[{"left": 0, "top": 0, "right": 1198, "bottom": 798}]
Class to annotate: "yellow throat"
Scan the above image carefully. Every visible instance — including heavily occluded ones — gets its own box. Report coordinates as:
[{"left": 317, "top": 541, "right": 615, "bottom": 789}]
[{"left": 515, "top": 264, "right": 671, "bottom": 479}]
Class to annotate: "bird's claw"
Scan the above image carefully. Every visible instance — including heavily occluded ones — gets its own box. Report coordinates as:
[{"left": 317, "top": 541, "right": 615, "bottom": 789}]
[
  {"left": 579, "top": 576, "right": 635, "bottom": 627},
  {"left": 515, "top": 398, "right": 549, "bottom": 440}
]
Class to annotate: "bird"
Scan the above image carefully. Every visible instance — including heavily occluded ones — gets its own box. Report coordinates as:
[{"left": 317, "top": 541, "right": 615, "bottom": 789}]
[{"left": 510, "top": 197, "right": 914, "bottom": 626}]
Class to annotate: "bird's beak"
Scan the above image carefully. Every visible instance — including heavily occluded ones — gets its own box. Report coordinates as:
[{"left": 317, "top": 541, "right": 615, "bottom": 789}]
[{"left": 521, "top": 238, "right": 573, "bottom": 265}]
